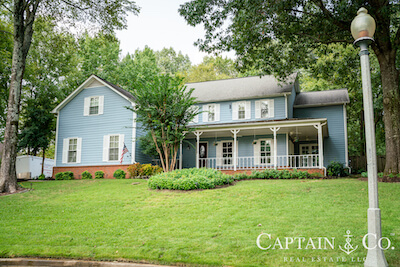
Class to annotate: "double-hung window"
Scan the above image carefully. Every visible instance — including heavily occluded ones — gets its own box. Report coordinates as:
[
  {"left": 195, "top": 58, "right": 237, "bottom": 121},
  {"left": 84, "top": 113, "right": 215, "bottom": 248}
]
[
  {"left": 202, "top": 103, "right": 220, "bottom": 122},
  {"left": 255, "top": 99, "right": 274, "bottom": 119},
  {"left": 84, "top": 95, "right": 104, "bottom": 116},
  {"left": 62, "top": 137, "right": 82, "bottom": 164},
  {"left": 232, "top": 101, "right": 251, "bottom": 120},
  {"left": 103, "top": 134, "right": 124, "bottom": 162},
  {"left": 89, "top": 97, "right": 99, "bottom": 115}
]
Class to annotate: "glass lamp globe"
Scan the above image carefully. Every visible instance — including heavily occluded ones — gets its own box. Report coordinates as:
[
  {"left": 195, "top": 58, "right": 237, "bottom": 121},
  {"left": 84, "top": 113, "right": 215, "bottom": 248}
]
[{"left": 350, "top": 7, "right": 376, "bottom": 40}]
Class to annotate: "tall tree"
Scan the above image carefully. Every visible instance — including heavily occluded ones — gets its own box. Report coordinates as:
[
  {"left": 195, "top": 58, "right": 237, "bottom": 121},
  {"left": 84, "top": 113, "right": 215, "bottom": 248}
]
[
  {"left": 155, "top": 47, "right": 191, "bottom": 75},
  {"left": 128, "top": 74, "right": 199, "bottom": 172},
  {"left": 186, "top": 56, "right": 239, "bottom": 82},
  {"left": 179, "top": 0, "right": 400, "bottom": 174},
  {"left": 0, "top": 0, "right": 139, "bottom": 193}
]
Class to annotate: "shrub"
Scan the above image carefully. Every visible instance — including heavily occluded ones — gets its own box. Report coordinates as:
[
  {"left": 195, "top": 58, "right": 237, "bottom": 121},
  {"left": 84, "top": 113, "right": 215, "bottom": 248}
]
[
  {"left": 310, "top": 172, "right": 323, "bottom": 179},
  {"left": 62, "top": 171, "right": 74, "bottom": 180},
  {"left": 81, "top": 171, "right": 92, "bottom": 180},
  {"left": 127, "top": 163, "right": 142, "bottom": 178},
  {"left": 95, "top": 171, "right": 104, "bottom": 179},
  {"left": 141, "top": 164, "right": 154, "bottom": 176},
  {"left": 113, "top": 169, "right": 126, "bottom": 179},
  {"left": 38, "top": 174, "right": 45, "bottom": 180},
  {"left": 152, "top": 165, "right": 163, "bottom": 175},
  {"left": 327, "top": 161, "right": 346, "bottom": 177},
  {"left": 148, "top": 168, "right": 233, "bottom": 190},
  {"left": 55, "top": 172, "right": 63, "bottom": 180},
  {"left": 361, "top": 172, "right": 368, "bottom": 178}
]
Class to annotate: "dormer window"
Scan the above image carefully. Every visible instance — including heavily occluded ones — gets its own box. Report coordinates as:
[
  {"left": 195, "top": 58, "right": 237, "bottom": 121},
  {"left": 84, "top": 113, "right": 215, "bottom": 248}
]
[{"left": 84, "top": 95, "right": 104, "bottom": 116}]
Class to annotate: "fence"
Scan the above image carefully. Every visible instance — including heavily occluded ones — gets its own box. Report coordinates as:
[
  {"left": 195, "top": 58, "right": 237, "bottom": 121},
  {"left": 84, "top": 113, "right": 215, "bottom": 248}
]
[{"left": 349, "top": 155, "right": 386, "bottom": 173}]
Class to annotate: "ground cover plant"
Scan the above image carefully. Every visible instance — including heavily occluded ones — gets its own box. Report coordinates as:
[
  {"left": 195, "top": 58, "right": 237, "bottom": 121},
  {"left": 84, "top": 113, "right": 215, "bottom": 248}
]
[
  {"left": 0, "top": 179, "right": 399, "bottom": 266},
  {"left": 148, "top": 168, "right": 233, "bottom": 190}
]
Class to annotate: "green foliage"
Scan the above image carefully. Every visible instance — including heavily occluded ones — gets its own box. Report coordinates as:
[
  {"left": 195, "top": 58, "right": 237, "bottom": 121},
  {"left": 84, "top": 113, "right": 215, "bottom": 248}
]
[
  {"left": 95, "top": 171, "right": 104, "bottom": 179},
  {"left": 185, "top": 56, "right": 239, "bottom": 83},
  {"left": 62, "top": 171, "right": 74, "bottom": 180},
  {"left": 55, "top": 172, "right": 64, "bottom": 180},
  {"left": 155, "top": 47, "right": 191, "bottom": 76},
  {"left": 127, "top": 163, "right": 163, "bottom": 178},
  {"left": 233, "top": 169, "right": 311, "bottom": 180},
  {"left": 327, "top": 161, "right": 346, "bottom": 177},
  {"left": 361, "top": 172, "right": 368, "bottom": 178},
  {"left": 81, "top": 171, "right": 92, "bottom": 180},
  {"left": 113, "top": 169, "right": 126, "bottom": 179},
  {"left": 148, "top": 168, "right": 233, "bottom": 190},
  {"left": 129, "top": 74, "right": 200, "bottom": 172},
  {"left": 38, "top": 174, "right": 45, "bottom": 180}
]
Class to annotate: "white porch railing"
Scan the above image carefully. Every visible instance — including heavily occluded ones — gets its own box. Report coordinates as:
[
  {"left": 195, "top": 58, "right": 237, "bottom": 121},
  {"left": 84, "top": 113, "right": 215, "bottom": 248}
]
[{"left": 198, "top": 155, "right": 320, "bottom": 170}]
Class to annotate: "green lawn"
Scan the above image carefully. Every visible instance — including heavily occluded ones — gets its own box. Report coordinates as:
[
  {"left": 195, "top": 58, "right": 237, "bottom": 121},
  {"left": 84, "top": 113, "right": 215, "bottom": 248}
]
[{"left": 0, "top": 179, "right": 399, "bottom": 266}]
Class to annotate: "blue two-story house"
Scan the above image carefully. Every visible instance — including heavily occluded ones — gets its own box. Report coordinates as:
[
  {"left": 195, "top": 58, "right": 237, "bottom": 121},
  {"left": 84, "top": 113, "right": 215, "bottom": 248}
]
[{"left": 52, "top": 74, "right": 349, "bottom": 178}]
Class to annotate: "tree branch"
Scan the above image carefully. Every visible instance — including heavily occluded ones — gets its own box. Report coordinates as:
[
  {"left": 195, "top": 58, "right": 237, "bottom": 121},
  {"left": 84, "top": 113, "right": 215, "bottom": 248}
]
[
  {"left": 312, "top": 0, "right": 350, "bottom": 32},
  {"left": 1, "top": 2, "right": 12, "bottom": 12},
  {"left": 0, "top": 29, "right": 12, "bottom": 35},
  {"left": 60, "top": 0, "right": 90, "bottom": 11}
]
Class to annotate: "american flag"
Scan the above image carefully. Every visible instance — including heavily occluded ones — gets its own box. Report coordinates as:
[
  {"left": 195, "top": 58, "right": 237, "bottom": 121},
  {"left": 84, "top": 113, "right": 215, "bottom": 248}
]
[{"left": 119, "top": 143, "right": 129, "bottom": 164}]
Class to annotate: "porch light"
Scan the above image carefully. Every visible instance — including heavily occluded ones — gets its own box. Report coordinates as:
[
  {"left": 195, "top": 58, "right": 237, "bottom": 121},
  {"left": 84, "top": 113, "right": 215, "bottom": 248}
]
[{"left": 351, "top": 8, "right": 388, "bottom": 267}]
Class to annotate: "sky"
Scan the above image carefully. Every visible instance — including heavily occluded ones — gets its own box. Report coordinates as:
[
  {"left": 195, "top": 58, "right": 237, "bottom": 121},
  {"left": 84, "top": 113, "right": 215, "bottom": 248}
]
[{"left": 116, "top": 0, "right": 234, "bottom": 65}]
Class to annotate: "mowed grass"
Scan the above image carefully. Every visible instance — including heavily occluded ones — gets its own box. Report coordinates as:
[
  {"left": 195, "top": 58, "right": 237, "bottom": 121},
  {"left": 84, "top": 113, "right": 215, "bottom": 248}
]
[{"left": 0, "top": 179, "right": 399, "bottom": 267}]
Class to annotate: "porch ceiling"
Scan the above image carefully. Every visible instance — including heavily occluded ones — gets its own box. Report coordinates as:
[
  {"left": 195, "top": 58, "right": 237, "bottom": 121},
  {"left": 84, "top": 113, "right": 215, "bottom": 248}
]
[{"left": 186, "top": 118, "right": 328, "bottom": 141}]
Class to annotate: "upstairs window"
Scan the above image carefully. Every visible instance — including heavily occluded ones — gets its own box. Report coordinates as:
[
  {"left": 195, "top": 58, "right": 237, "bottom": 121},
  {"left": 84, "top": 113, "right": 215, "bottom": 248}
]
[
  {"left": 232, "top": 101, "right": 251, "bottom": 120},
  {"left": 89, "top": 97, "right": 99, "bottom": 115},
  {"left": 202, "top": 103, "right": 220, "bottom": 122},
  {"left": 255, "top": 99, "right": 274, "bottom": 119},
  {"left": 84, "top": 95, "right": 104, "bottom": 116}
]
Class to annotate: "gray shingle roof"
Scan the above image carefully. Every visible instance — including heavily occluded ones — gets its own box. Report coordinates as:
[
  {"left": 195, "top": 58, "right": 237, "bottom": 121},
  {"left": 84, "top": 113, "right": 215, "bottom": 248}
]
[
  {"left": 93, "top": 75, "right": 134, "bottom": 100},
  {"left": 294, "top": 89, "right": 349, "bottom": 107},
  {"left": 186, "top": 74, "right": 297, "bottom": 103}
]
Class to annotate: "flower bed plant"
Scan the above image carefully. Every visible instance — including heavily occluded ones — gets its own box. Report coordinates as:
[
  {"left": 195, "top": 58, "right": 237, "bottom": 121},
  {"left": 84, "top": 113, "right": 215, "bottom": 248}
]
[
  {"left": 148, "top": 168, "right": 233, "bottom": 190},
  {"left": 233, "top": 169, "right": 313, "bottom": 181}
]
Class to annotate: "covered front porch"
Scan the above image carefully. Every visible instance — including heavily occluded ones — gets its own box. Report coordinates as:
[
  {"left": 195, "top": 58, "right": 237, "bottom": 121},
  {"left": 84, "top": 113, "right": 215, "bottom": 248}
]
[{"left": 179, "top": 119, "right": 328, "bottom": 172}]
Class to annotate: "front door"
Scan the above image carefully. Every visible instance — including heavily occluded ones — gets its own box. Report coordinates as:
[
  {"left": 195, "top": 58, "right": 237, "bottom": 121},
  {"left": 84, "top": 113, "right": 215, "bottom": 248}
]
[{"left": 199, "top": 142, "right": 208, "bottom": 168}]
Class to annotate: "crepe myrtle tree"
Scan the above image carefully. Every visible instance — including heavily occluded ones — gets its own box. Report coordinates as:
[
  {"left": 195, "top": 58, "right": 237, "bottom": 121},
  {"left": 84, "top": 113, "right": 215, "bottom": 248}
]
[
  {"left": 0, "top": 0, "right": 139, "bottom": 193},
  {"left": 179, "top": 0, "right": 400, "bottom": 174},
  {"left": 128, "top": 74, "right": 199, "bottom": 172}
]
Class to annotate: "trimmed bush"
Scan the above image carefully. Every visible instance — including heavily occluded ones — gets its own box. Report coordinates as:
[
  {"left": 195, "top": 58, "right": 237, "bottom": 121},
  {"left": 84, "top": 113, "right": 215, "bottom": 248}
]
[
  {"left": 62, "top": 171, "right": 74, "bottom": 180},
  {"left": 81, "top": 171, "right": 92, "bottom": 180},
  {"left": 127, "top": 163, "right": 163, "bottom": 178},
  {"left": 113, "top": 169, "right": 126, "bottom": 179},
  {"left": 95, "top": 171, "right": 104, "bottom": 179},
  {"left": 55, "top": 172, "right": 64, "bottom": 180},
  {"left": 233, "top": 169, "right": 311, "bottom": 180},
  {"left": 148, "top": 168, "right": 233, "bottom": 190},
  {"left": 38, "top": 174, "right": 45, "bottom": 180}
]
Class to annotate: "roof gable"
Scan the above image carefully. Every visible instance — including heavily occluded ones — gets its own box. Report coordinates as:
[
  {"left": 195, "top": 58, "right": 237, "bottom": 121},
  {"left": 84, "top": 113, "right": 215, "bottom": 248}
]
[
  {"left": 52, "top": 75, "right": 134, "bottom": 113},
  {"left": 186, "top": 74, "right": 297, "bottom": 103}
]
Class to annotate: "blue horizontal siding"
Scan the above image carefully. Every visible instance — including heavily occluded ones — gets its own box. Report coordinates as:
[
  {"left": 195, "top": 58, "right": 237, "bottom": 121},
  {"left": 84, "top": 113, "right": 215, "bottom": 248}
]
[
  {"left": 56, "top": 86, "right": 135, "bottom": 167},
  {"left": 293, "top": 105, "right": 346, "bottom": 166},
  {"left": 191, "top": 96, "right": 287, "bottom": 125}
]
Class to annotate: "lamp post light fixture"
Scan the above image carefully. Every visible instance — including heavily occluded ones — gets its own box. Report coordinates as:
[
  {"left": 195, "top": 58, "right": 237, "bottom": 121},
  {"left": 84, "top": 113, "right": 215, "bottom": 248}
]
[{"left": 351, "top": 7, "right": 388, "bottom": 267}]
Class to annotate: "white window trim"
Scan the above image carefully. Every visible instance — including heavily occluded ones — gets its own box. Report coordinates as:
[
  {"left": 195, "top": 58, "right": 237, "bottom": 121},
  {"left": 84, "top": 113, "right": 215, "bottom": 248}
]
[
  {"left": 103, "top": 134, "right": 125, "bottom": 162},
  {"left": 84, "top": 95, "right": 104, "bottom": 116},
  {"left": 62, "top": 137, "right": 82, "bottom": 164},
  {"left": 255, "top": 99, "right": 274, "bottom": 119},
  {"left": 216, "top": 140, "right": 237, "bottom": 166},
  {"left": 202, "top": 103, "right": 220, "bottom": 122},
  {"left": 253, "top": 138, "right": 274, "bottom": 165},
  {"left": 232, "top": 101, "right": 251, "bottom": 120},
  {"left": 189, "top": 105, "right": 199, "bottom": 124}
]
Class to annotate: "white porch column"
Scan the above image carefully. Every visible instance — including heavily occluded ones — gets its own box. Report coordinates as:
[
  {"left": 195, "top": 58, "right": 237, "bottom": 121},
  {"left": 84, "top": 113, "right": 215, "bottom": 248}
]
[
  {"left": 194, "top": 131, "right": 203, "bottom": 169},
  {"left": 230, "top": 129, "right": 240, "bottom": 171},
  {"left": 270, "top": 127, "right": 280, "bottom": 169},
  {"left": 314, "top": 123, "right": 325, "bottom": 169}
]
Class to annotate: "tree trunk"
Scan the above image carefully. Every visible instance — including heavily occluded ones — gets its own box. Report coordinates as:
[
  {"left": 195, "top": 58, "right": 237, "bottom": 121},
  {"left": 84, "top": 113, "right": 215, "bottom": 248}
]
[
  {"left": 0, "top": 0, "right": 38, "bottom": 193},
  {"left": 375, "top": 50, "right": 400, "bottom": 174},
  {"left": 41, "top": 148, "right": 45, "bottom": 175}
]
